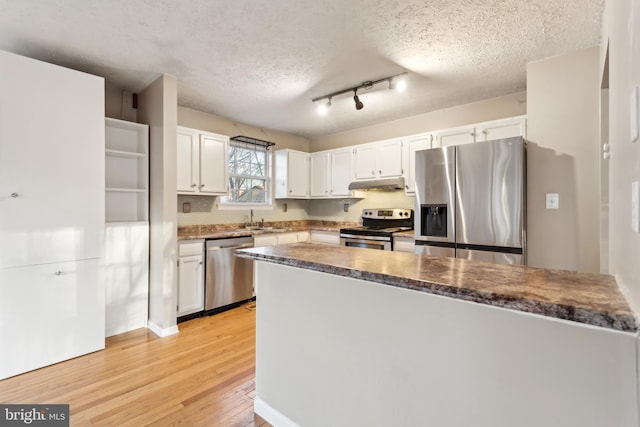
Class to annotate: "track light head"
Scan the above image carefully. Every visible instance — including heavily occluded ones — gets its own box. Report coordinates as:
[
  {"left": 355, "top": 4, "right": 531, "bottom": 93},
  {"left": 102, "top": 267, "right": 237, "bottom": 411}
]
[
  {"left": 353, "top": 90, "right": 364, "bottom": 110},
  {"left": 317, "top": 97, "right": 331, "bottom": 115},
  {"left": 389, "top": 75, "right": 407, "bottom": 92}
]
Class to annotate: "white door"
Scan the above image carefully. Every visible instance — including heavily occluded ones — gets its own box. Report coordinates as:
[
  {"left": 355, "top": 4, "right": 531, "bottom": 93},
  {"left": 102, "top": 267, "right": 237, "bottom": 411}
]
[
  {"left": 376, "top": 139, "right": 403, "bottom": 177},
  {"left": 330, "top": 148, "right": 353, "bottom": 196},
  {"left": 354, "top": 144, "right": 376, "bottom": 180},
  {"left": 287, "top": 151, "right": 309, "bottom": 197},
  {"left": 0, "top": 50, "right": 104, "bottom": 268},
  {"left": 178, "top": 254, "right": 204, "bottom": 316},
  {"left": 177, "top": 127, "right": 199, "bottom": 192},
  {"left": 0, "top": 258, "right": 105, "bottom": 380},
  {"left": 199, "top": 133, "right": 228, "bottom": 194},
  {"left": 309, "top": 152, "right": 330, "bottom": 197}
]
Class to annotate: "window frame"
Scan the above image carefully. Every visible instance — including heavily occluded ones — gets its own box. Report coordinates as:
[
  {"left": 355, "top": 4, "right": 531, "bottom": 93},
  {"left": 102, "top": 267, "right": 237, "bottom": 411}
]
[{"left": 219, "top": 140, "right": 273, "bottom": 209}]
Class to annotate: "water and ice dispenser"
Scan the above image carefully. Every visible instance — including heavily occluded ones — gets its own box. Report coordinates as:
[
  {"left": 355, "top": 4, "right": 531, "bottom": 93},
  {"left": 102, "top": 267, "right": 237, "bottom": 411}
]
[{"left": 421, "top": 204, "right": 448, "bottom": 237}]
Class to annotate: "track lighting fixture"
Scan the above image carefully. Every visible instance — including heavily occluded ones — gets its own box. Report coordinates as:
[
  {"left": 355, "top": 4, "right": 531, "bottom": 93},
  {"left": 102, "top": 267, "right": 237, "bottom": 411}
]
[
  {"left": 353, "top": 90, "right": 364, "bottom": 110},
  {"left": 312, "top": 71, "right": 408, "bottom": 114}
]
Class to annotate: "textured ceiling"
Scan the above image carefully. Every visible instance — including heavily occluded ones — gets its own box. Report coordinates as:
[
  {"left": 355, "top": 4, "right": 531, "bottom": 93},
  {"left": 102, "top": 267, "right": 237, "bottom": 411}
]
[{"left": 0, "top": 0, "right": 603, "bottom": 138}]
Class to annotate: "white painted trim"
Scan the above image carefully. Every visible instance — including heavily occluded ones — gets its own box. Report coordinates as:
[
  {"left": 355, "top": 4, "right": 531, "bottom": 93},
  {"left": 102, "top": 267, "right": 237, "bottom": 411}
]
[
  {"left": 254, "top": 397, "right": 300, "bottom": 427},
  {"left": 147, "top": 320, "right": 179, "bottom": 338}
]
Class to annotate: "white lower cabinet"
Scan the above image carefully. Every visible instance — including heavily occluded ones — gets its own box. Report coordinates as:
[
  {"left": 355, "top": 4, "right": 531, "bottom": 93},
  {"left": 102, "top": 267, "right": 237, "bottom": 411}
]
[
  {"left": 310, "top": 230, "right": 341, "bottom": 245},
  {"left": 254, "top": 232, "right": 309, "bottom": 247},
  {"left": 178, "top": 241, "right": 205, "bottom": 317},
  {"left": 393, "top": 235, "right": 415, "bottom": 253},
  {"left": 0, "top": 258, "right": 105, "bottom": 380}
]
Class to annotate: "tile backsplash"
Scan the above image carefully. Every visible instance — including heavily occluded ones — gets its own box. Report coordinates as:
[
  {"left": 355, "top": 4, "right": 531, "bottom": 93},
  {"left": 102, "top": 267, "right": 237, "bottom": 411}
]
[{"left": 177, "top": 190, "right": 415, "bottom": 226}]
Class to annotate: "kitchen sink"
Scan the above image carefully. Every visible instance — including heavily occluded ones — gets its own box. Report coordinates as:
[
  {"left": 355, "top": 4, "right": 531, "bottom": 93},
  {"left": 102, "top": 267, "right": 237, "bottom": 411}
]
[{"left": 242, "top": 226, "right": 288, "bottom": 231}]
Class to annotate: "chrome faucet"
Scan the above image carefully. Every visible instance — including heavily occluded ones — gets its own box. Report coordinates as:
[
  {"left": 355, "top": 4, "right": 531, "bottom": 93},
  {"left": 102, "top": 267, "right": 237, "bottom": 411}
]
[{"left": 249, "top": 209, "right": 254, "bottom": 227}]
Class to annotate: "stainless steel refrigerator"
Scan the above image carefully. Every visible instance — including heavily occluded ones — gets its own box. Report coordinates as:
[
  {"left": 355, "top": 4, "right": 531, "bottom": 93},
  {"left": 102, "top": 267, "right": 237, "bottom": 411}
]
[{"left": 414, "top": 137, "right": 526, "bottom": 265}]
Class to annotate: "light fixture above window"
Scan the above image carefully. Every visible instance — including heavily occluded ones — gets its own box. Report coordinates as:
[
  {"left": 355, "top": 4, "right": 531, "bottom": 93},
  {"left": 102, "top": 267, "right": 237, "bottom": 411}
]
[{"left": 312, "top": 72, "right": 408, "bottom": 114}]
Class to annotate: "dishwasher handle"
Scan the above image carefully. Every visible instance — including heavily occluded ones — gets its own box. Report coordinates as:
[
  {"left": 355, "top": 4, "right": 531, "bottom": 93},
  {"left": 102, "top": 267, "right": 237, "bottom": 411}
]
[{"left": 207, "top": 242, "right": 254, "bottom": 250}]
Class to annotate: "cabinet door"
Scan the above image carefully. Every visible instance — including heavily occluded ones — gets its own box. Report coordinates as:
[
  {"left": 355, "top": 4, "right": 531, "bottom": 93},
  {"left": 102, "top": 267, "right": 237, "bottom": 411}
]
[
  {"left": 177, "top": 127, "right": 199, "bottom": 192},
  {"left": 254, "top": 234, "right": 278, "bottom": 247},
  {"left": 310, "top": 230, "right": 340, "bottom": 245},
  {"left": 437, "top": 126, "right": 476, "bottom": 147},
  {"left": 476, "top": 117, "right": 526, "bottom": 141},
  {"left": 0, "top": 51, "right": 104, "bottom": 268},
  {"left": 199, "top": 133, "right": 228, "bottom": 194},
  {"left": 277, "top": 233, "right": 298, "bottom": 245},
  {"left": 178, "top": 254, "right": 204, "bottom": 316},
  {"left": 354, "top": 144, "right": 376, "bottom": 180},
  {"left": 376, "top": 139, "right": 403, "bottom": 177},
  {"left": 404, "top": 135, "right": 432, "bottom": 195},
  {"left": 330, "top": 148, "right": 354, "bottom": 196},
  {"left": 309, "top": 152, "right": 330, "bottom": 197},
  {"left": 287, "top": 151, "right": 309, "bottom": 197},
  {"left": 0, "top": 258, "right": 105, "bottom": 380}
]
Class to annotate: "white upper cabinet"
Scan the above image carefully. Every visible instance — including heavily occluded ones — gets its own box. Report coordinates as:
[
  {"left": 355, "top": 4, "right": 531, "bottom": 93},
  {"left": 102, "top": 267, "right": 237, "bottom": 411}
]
[
  {"left": 329, "top": 147, "right": 354, "bottom": 197},
  {"left": 354, "top": 139, "right": 403, "bottom": 180},
  {"left": 436, "top": 125, "right": 476, "bottom": 147},
  {"left": 436, "top": 116, "right": 527, "bottom": 147},
  {"left": 0, "top": 50, "right": 105, "bottom": 268},
  {"left": 199, "top": 132, "right": 228, "bottom": 194},
  {"left": 402, "top": 133, "right": 433, "bottom": 195},
  {"left": 275, "top": 149, "right": 309, "bottom": 199},
  {"left": 309, "top": 147, "right": 356, "bottom": 198},
  {"left": 309, "top": 152, "right": 330, "bottom": 197},
  {"left": 475, "top": 116, "right": 527, "bottom": 141},
  {"left": 177, "top": 126, "right": 229, "bottom": 195}
]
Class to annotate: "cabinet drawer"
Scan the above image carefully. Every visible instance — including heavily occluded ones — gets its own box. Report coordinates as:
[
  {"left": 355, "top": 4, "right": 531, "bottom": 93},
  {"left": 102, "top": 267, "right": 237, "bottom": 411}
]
[{"left": 179, "top": 240, "right": 204, "bottom": 257}]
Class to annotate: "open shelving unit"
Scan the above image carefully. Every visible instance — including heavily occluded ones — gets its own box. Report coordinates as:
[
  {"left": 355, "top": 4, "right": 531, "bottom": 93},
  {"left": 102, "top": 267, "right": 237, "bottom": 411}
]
[
  {"left": 105, "top": 117, "right": 149, "bottom": 222},
  {"left": 104, "top": 117, "right": 150, "bottom": 337}
]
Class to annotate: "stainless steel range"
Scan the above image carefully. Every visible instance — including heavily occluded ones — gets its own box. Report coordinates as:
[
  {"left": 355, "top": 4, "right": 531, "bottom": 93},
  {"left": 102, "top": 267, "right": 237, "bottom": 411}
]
[{"left": 339, "top": 208, "right": 414, "bottom": 251}]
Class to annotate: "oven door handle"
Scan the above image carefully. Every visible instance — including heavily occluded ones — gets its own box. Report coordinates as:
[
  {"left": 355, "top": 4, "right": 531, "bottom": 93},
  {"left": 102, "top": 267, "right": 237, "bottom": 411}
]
[{"left": 339, "top": 233, "right": 391, "bottom": 242}]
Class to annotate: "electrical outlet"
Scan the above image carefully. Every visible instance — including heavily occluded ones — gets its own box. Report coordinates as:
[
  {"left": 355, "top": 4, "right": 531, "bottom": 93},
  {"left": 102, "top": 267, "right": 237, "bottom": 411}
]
[{"left": 546, "top": 193, "right": 559, "bottom": 210}]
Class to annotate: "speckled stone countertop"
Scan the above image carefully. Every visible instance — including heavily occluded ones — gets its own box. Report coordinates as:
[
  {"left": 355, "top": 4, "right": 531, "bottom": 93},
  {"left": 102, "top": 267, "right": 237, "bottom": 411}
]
[
  {"left": 238, "top": 243, "right": 637, "bottom": 333},
  {"left": 178, "top": 220, "right": 356, "bottom": 240}
]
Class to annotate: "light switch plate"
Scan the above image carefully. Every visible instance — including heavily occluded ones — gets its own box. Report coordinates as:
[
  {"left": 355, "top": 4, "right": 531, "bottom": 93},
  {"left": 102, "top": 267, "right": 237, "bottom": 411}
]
[
  {"left": 632, "top": 181, "right": 639, "bottom": 232},
  {"left": 546, "top": 193, "right": 559, "bottom": 210}
]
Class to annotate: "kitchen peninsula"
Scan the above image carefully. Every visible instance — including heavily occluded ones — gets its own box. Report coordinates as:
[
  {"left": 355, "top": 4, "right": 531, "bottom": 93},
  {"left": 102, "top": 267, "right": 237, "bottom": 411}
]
[{"left": 238, "top": 243, "right": 639, "bottom": 427}]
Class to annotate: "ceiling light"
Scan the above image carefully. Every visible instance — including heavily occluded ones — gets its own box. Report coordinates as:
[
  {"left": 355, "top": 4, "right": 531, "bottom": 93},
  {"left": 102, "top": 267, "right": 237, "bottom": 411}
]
[
  {"left": 311, "top": 71, "right": 407, "bottom": 113},
  {"left": 353, "top": 90, "right": 364, "bottom": 110},
  {"left": 317, "top": 98, "right": 331, "bottom": 115},
  {"left": 389, "top": 75, "right": 407, "bottom": 92}
]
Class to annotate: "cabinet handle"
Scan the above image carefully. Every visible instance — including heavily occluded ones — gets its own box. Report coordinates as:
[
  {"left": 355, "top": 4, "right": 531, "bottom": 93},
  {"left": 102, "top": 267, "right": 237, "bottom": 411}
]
[
  {"left": 191, "top": 184, "right": 197, "bottom": 188},
  {"left": 10, "top": 192, "right": 19, "bottom": 198},
  {"left": 371, "top": 170, "right": 375, "bottom": 175},
  {"left": 199, "top": 261, "right": 203, "bottom": 265},
  {"left": 200, "top": 184, "right": 205, "bottom": 188},
  {"left": 378, "top": 170, "right": 382, "bottom": 174},
  {"left": 289, "top": 189, "right": 292, "bottom": 193},
  {"left": 405, "top": 185, "right": 409, "bottom": 189},
  {"left": 54, "top": 271, "right": 62, "bottom": 276}
]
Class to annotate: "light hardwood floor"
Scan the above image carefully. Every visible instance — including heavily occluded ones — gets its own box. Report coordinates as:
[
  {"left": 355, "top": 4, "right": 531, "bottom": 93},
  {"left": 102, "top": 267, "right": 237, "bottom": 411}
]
[{"left": 0, "top": 303, "right": 271, "bottom": 426}]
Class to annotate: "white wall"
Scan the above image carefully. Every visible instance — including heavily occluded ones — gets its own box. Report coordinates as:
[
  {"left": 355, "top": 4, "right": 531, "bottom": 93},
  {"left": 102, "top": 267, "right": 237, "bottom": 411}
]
[
  {"left": 526, "top": 47, "right": 601, "bottom": 273},
  {"left": 601, "top": 0, "right": 640, "bottom": 314},
  {"left": 137, "top": 74, "right": 179, "bottom": 336}
]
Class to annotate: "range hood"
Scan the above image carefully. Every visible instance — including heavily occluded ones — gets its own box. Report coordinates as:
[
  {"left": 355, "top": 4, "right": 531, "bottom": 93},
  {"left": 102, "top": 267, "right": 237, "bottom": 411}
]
[{"left": 348, "top": 177, "right": 405, "bottom": 191}]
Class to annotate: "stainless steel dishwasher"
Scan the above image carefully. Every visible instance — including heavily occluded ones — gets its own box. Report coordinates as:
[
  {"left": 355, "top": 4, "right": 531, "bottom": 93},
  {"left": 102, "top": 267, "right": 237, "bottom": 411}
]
[{"left": 205, "top": 236, "right": 254, "bottom": 311}]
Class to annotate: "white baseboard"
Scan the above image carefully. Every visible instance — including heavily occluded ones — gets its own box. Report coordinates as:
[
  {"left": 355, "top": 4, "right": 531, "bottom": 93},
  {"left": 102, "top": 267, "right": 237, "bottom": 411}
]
[
  {"left": 254, "top": 396, "right": 299, "bottom": 427},
  {"left": 147, "top": 320, "right": 179, "bottom": 338}
]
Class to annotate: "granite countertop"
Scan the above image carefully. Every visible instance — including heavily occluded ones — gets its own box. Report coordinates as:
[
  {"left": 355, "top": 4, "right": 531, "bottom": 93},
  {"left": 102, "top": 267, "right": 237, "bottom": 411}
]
[
  {"left": 238, "top": 243, "right": 637, "bottom": 333},
  {"left": 177, "top": 220, "right": 356, "bottom": 240}
]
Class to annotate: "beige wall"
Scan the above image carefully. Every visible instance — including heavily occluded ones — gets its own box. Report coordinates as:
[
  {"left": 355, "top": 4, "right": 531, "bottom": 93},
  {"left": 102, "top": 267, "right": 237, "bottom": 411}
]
[
  {"left": 178, "top": 106, "right": 310, "bottom": 152},
  {"left": 526, "top": 47, "right": 600, "bottom": 273},
  {"left": 602, "top": 0, "right": 640, "bottom": 314},
  {"left": 138, "top": 74, "right": 178, "bottom": 335},
  {"left": 309, "top": 91, "right": 526, "bottom": 151}
]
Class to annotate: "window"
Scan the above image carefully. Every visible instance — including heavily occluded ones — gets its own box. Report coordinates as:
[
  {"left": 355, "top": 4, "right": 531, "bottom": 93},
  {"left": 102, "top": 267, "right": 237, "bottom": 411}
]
[{"left": 221, "top": 138, "right": 272, "bottom": 206}]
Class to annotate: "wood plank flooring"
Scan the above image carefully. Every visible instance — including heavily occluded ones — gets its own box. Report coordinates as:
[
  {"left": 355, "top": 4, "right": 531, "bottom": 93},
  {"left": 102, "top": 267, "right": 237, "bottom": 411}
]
[{"left": 0, "top": 303, "right": 271, "bottom": 426}]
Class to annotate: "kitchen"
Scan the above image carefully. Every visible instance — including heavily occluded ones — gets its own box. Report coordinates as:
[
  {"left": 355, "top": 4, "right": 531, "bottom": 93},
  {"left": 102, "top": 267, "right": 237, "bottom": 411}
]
[{"left": 1, "top": 0, "right": 640, "bottom": 426}]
